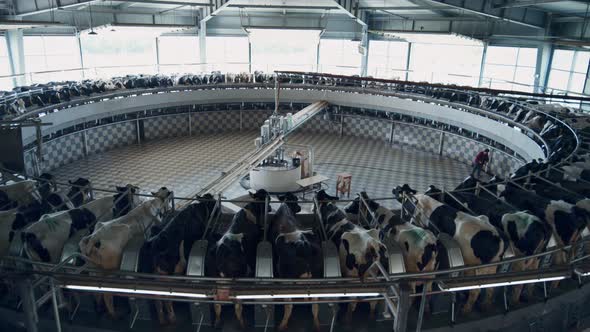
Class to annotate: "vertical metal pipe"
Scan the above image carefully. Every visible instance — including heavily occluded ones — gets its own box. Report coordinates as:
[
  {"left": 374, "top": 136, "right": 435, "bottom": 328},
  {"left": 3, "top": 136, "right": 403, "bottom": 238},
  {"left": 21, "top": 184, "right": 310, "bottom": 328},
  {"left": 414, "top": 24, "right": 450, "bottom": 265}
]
[
  {"left": 339, "top": 114, "right": 344, "bottom": 137},
  {"left": 240, "top": 110, "right": 243, "bottom": 132},
  {"left": 415, "top": 283, "right": 428, "bottom": 332},
  {"left": 188, "top": 111, "right": 192, "bottom": 137},
  {"left": 389, "top": 122, "right": 395, "bottom": 145},
  {"left": 438, "top": 132, "right": 445, "bottom": 156},
  {"left": 17, "top": 279, "right": 38, "bottom": 332},
  {"left": 82, "top": 130, "right": 88, "bottom": 157},
  {"left": 136, "top": 119, "right": 141, "bottom": 145},
  {"left": 50, "top": 279, "right": 62, "bottom": 332},
  {"left": 394, "top": 284, "right": 410, "bottom": 332}
]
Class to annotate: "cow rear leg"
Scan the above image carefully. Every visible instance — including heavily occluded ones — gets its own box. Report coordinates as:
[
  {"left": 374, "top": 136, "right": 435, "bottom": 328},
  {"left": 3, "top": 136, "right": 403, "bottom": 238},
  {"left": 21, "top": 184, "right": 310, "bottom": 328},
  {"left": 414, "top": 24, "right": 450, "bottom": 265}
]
[
  {"left": 461, "top": 270, "right": 478, "bottom": 314},
  {"left": 165, "top": 301, "right": 176, "bottom": 324},
  {"left": 155, "top": 300, "right": 166, "bottom": 325},
  {"left": 344, "top": 302, "right": 357, "bottom": 324},
  {"left": 214, "top": 304, "right": 222, "bottom": 329},
  {"left": 479, "top": 266, "right": 498, "bottom": 311},
  {"left": 424, "top": 281, "right": 433, "bottom": 314},
  {"left": 278, "top": 303, "right": 293, "bottom": 331},
  {"left": 369, "top": 300, "right": 378, "bottom": 320},
  {"left": 312, "top": 302, "right": 320, "bottom": 332},
  {"left": 104, "top": 294, "right": 117, "bottom": 319},
  {"left": 525, "top": 258, "right": 541, "bottom": 300},
  {"left": 235, "top": 303, "right": 245, "bottom": 329},
  {"left": 551, "top": 252, "right": 566, "bottom": 290},
  {"left": 510, "top": 259, "right": 526, "bottom": 304}
]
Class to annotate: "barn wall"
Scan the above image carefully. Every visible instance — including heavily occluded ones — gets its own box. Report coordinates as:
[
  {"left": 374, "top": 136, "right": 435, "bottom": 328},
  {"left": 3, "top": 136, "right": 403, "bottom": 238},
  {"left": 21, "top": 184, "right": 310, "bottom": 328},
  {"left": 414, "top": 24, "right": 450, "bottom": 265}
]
[
  {"left": 86, "top": 121, "right": 137, "bottom": 155},
  {"left": 144, "top": 114, "right": 189, "bottom": 140},
  {"left": 24, "top": 110, "right": 523, "bottom": 178}
]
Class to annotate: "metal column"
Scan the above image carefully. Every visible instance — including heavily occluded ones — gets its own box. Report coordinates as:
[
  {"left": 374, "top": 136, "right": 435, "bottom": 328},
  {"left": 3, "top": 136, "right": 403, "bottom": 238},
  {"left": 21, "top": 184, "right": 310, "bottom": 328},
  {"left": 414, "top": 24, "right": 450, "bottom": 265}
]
[
  {"left": 438, "top": 132, "right": 445, "bottom": 155},
  {"left": 394, "top": 284, "right": 410, "bottom": 332},
  {"left": 389, "top": 122, "right": 395, "bottom": 145},
  {"left": 17, "top": 279, "right": 38, "bottom": 332}
]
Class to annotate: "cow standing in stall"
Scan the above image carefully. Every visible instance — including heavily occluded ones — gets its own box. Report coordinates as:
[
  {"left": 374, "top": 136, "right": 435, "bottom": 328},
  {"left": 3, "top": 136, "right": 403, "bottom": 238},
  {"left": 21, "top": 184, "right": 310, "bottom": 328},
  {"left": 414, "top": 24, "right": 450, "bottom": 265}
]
[
  {"left": 270, "top": 193, "right": 322, "bottom": 331},
  {"left": 139, "top": 194, "right": 216, "bottom": 325},
  {"left": 209, "top": 189, "right": 270, "bottom": 329},
  {"left": 486, "top": 181, "right": 590, "bottom": 288},
  {"left": 425, "top": 182, "right": 551, "bottom": 303},
  {"left": 346, "top": 192, "right": 439, "bottom": 312},
  {"left": 79, "top": 187, "right": 172, "bottom": 318},
  {"left": 394, "top": 184, "right": 506, "bottom": 314},
  {"left": 22, "top": 185, "right": 141, "bottom": 264},
  {"left": 315, "top": 190, "right": 388, "bottom": 322}
]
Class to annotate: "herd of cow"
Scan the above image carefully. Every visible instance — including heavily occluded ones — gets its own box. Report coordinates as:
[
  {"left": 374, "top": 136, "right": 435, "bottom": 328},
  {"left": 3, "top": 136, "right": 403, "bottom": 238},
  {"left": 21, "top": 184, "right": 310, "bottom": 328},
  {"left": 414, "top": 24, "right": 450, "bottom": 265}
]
[
  {"left": 0, "top": 71, "right": 275, "bottom": 119},
  {"left": 1, "top": 144, "right": 590, "bottom": 329}
]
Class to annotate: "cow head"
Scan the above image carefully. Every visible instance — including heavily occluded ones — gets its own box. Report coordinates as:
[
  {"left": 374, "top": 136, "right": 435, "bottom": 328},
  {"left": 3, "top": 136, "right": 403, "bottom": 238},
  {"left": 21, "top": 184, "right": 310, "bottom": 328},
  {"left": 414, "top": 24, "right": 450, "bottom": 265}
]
[
  {"left": 37, "top": 173, "right": 56, "bottom": 199},
  {"left": 67, "top": 178, "right": 92, "bottom": 207},
  {"left": 454, "top": 176, "right": 479, "bottom": 192},
  {"left": 197, "top": 193, "right": 217, "bottom": 215},
  {"left": 277, "top": 192, "right": 301, "bottom": 214},
  {"left": 315, "top": 190, "right": 339, "bottom": 204},
  {"left": 113, "top": 185, "right": 141, "bottom": 217},
  {"left": 392, "top": 184, "right": 417, "bottom": 203},
  {"left": 424, "top": 185, "right": 442, "bottom": 199},
  {"left": 247, "top": 189, "right": 271, "bottom": 217},
  {"left": 215, "top": 234, "right": 248, "bottom": 278}
]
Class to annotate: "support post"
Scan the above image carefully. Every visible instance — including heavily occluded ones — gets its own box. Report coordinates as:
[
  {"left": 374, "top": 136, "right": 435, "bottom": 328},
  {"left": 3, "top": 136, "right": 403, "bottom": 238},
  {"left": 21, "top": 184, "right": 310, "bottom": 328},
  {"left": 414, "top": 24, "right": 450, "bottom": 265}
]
[
  {"left": 394, "top": 284, "right": 410, "bottom": 332},
  {"left": 188, "top": 111, "right": 192, "bottom": 137},
  {"left": 389, "top": 122, "right": 395, "bottom": 145},
  {"left": 82, "top": 130, "right": 88, "bottom": 157},
  {"left": 50, "top": 279, "right": 62, "bottom": 332},
  {"left": 17, "top": 279, "right": 38, "bottom": 332},
  {"left": 136, "top": 119, "right": 141, "bottom": 145},
  {"left": 199, "top": 17, "right": 207, "bottom": 71},
  {"left": 339, "top": 114, "right": 344, "bottom": 137},
  {"left": 240, "top": 110, "right": 243, "bottom": 131},
  {"left": 438, "top": 132, "right": 445, "bottom": 155}
]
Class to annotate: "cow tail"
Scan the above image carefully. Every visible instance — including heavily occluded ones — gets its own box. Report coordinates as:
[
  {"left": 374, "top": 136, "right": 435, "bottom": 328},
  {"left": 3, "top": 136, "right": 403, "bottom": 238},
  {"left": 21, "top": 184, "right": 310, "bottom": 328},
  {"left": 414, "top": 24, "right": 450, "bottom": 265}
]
[{"left": 470, "top": 230, "right": 502, "bottom": 264}]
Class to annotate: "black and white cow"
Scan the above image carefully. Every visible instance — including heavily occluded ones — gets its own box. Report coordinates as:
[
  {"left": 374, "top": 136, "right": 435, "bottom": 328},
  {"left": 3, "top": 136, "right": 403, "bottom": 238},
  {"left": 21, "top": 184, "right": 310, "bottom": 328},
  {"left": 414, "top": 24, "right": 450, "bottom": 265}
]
[
  {"left": 22, "top": 185, "right": 141, "bottom": 264},
  {"left": 425, "top": 184, "right": 551, "bottom": 303},
  {"left": 0, "top": 179, "right": 42, "bottom": 209},
  {"left": 347, "top": 192, "right": 439, "bottom": 311},
  {"left": 394, "top": 184, "right": 505, "bottom": 313},
  {"left": 209, "top": 189, "right": 270, "bottom": 329},
  {"left": 270, "top": 192, "right": 321, "bottom": 331},
  {"left": 67, "top": 178, "right": 93, "bottom": 207},
  {"left": 315, "top": 190, "right": 388, "bottom": 321},
  {"left": 486, "top": 181, "right": 590, "bottom": 286},
  {"left": 139, "top": 194, "right": 216, "bottom": 325},
  {"left": 79, "top": 187, "right": 172, "bottom": 318}
]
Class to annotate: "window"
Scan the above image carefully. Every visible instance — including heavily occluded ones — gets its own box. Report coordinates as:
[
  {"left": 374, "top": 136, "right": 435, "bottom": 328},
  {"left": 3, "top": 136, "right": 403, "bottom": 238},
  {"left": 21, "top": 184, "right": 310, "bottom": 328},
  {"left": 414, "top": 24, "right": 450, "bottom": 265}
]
[
  {"left": 158, "top": 35, "right": 199, "bottom": 74},
  {"left": 0, "top": 37, "right": 12, "bottom": 89},
  {"left": 249, "top": 29, "right": 320, "bottom": 73},
  {"left": 318, "top": 39, "right": 362, "bottom": 75},
  {"left": 81, "top": 30, "right": 157, "bottom": 78},
  {"left": 367, "top": 40, "right": 408, "bottom": 80},
  {"left": 481, "top": 46, "right": 537, "bottom": 92},
  {"left": 409, "top": 43, "right": 483, "bottom": 86},
  {"left": 24, "top": 36, "right": 82, "bottom": 83},
  {"left": 206, "top": 36, "right": 249, "bottom": 73},
  {"left": 547, "top": 49, "right": 589, "bottom": 95}
]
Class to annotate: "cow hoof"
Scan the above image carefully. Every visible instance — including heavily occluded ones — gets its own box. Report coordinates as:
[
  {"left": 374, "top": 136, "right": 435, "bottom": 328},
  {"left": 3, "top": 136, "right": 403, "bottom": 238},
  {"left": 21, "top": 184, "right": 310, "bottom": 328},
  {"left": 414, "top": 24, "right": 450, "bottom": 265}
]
[
  {"left": 313, "top": 321, "right": 321, "bottom": 332},
  {"left": 214, "top": 320, "right": 222, "bottom": 329},
  {"left": 278, "top": 323, "right": 288, "bottom": 331},
  {"left": 238, "top": 319, "right": 246, "bottom": 330},
  {"left": 167, "top": 314, "right": 177, "bottom": 325},
  {"left": 460, "top": 306, "right": 473, "bottom": 315},
  {"left": 344, "top": 312, "right": 353, "bottom": 325},
  {"left": 519, "top": 293, "right": 529, "bottom": 303}
]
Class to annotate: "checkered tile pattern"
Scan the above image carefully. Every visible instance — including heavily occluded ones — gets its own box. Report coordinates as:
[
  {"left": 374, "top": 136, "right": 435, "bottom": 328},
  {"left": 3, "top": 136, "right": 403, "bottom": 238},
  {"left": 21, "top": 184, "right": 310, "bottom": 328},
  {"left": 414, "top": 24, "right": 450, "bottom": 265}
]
[
  {"left": 144, "top": 115, "right": 189, "bottom": 140},
  {"left": 24, "top": 149, "right": 38, "bottom": 176},
  {"left": 241, "top": 110, "right": 273, "bottom": 129},
  {"left": 287, "top": 131, "right": 472, "bottom": 209},
  {"left": 191, "top": 111, "right": 241, "bottom": 134},
  {"left": 444, "top": 133, "right": 524, "bottom": 178},
  {"left": 343, "top": 116, "right": 390, "bottom": 141},
  {"left": 86, "top": 121, "right": 137, "bottom": 155},
  {"left": 394, "top": 124, "right": 441, "bottom": 153},
  {"left": 297, "top": 114, "right": 340, "bottom": 134},
  {"left": 34, "top": 133, "right": 84, "bottom": 172},
  {"left": 50, "top": 131, "right": 259, "bottom": 200}
]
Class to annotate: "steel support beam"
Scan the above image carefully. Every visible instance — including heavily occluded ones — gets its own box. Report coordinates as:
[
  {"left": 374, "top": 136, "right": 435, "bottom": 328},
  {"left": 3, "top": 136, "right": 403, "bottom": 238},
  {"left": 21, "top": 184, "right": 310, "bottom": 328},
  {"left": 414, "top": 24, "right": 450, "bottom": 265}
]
[
  {"left": 493, "top": 0, "right": 578, "bottom": 9},
  {"left": 422, "top": 0, "right": 547, "bottom": 29}
]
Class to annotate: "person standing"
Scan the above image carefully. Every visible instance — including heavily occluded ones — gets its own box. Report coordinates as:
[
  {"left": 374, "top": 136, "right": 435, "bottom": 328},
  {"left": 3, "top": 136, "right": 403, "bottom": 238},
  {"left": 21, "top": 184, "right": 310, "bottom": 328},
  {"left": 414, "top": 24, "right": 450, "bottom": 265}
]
[{"left": 471, "top": 149, "right": 490, "bottom": 179}]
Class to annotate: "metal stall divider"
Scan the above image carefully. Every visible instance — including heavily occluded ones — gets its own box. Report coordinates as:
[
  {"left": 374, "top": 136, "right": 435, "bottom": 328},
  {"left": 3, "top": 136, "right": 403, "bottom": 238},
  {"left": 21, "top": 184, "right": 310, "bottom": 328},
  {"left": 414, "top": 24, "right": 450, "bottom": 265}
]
[
  {"left": 120, "top": 235, "right": 152, "bottom": 328},
  {"left": 188, "top": 195, "right": 221, "bottom": 331},
  {"left": 313, "top": 196, "right": 340, "bottom": 331},
  {"left": 255, "top": 195, "right": 274, "bottom": 330},
  {"left": 357, "top": 194, "right": 406, "bottom": 322}
]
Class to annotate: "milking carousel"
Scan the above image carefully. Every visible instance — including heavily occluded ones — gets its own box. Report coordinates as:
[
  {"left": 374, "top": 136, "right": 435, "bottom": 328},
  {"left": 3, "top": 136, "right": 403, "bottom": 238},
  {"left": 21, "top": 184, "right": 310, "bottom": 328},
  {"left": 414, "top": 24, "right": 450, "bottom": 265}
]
[{"left": 0, "top": 69, "right": 589, "bottom": 332}]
